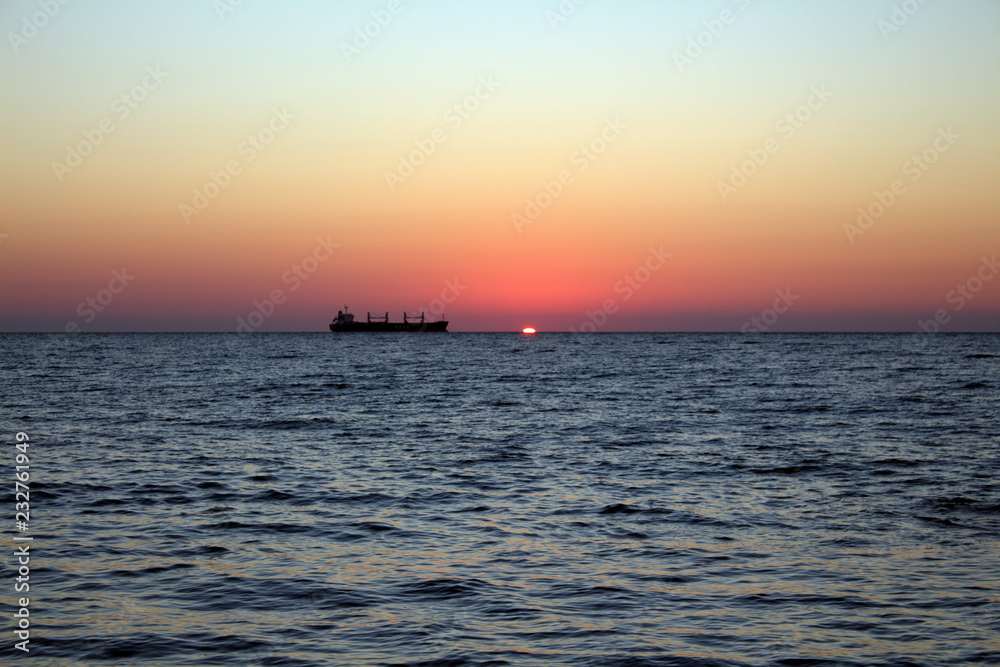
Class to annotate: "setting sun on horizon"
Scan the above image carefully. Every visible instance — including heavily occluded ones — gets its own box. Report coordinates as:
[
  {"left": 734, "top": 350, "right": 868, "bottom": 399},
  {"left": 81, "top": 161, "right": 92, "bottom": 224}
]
[{"left": 1, "top": 1, "right": 998, "bottom": 332}]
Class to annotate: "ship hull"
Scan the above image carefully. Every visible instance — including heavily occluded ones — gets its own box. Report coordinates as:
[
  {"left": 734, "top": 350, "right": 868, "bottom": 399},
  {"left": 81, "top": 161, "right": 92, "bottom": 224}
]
[{"left": 329, "top": 321, "right": 448, "bottom": 332}]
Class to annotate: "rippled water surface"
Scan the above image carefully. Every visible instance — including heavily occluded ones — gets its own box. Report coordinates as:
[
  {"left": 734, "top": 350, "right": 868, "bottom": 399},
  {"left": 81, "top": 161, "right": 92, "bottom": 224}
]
[{"left": 3, "top": 333, "right": 999, "bottom": 666}]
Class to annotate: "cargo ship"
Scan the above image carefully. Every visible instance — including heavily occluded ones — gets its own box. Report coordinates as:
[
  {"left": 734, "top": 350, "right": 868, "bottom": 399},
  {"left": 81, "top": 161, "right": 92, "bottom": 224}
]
[{"left": 329, "top": 308, "right": 448, "bottom": 332}]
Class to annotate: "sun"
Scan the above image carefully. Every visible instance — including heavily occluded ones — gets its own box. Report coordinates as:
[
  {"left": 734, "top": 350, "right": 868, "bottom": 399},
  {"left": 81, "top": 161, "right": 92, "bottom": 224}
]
[{"left": 522, "top": 327, "right": 537, "bottom": 334}]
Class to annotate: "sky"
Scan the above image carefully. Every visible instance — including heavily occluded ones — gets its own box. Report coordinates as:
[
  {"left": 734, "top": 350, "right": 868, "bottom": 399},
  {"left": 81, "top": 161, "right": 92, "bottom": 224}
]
[{"left": 1, "top": 0, "right": 998, "bottom": 332}]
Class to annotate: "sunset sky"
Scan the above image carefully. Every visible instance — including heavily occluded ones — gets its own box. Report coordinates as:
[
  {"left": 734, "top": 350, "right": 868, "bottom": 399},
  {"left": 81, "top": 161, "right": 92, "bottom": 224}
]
[{"left": 1, "top": 0, "right": 998, "bottom": 331}]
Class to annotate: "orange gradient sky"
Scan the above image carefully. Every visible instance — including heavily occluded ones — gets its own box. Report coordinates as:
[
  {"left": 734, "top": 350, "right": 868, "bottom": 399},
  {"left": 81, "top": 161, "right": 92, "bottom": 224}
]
[{"left": 1, "top": 0, "right": 998, "bottom": 331}]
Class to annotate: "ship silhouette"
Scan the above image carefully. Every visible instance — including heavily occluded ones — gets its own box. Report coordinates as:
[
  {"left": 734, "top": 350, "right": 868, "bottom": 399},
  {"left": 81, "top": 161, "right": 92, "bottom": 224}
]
[{"left": 329, "top": 307, "right": 448, "bottom": 332}]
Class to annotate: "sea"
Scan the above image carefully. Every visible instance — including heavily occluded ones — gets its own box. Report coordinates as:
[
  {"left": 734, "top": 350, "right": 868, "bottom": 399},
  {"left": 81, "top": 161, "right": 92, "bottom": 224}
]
[{"left": 2, "top": 332, "right": 999, "bottom": 666}]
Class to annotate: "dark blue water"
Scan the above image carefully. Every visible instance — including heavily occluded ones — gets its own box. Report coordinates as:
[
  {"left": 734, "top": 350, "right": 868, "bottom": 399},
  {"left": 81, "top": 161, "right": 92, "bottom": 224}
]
[{"left": 3, "top": 333, "right": 999, "bottom": 666}]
